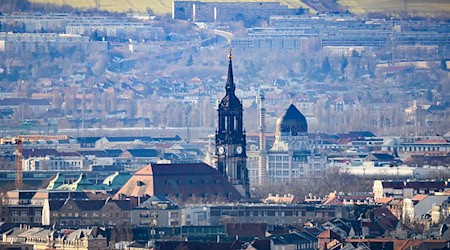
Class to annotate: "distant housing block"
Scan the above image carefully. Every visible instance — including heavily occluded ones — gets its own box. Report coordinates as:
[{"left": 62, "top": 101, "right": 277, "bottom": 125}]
[{"left": 173, "top": 1, "right": 308, "bottom": 23}]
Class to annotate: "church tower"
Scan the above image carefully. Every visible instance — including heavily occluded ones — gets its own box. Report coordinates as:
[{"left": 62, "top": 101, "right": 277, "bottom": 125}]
[{"left": 215, "top": 50, "right": 250, "bottom": 199}]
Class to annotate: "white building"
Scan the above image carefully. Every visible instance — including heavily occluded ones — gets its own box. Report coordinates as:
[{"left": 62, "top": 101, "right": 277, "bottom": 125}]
[{"left": 266, "top": 104, "right": 327, "bottom": 184}]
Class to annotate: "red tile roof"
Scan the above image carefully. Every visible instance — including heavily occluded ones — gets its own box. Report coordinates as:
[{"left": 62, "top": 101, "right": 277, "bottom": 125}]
[
  {"left": 317, "top": 229, "right": 341, "bottom": 239},
  {"left": 116, "top": 163, "right": 242, "bottom": 202}
]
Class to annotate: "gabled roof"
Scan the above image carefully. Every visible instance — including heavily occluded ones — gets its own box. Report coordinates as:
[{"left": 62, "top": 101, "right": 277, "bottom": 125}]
[
  {"left": 317, "top": 229, "right": 341, "bottom": 239},
  {"left": 72, "top": 200, "right": 105, "bottom": 211},
  {"left": 373, "top": 207, "right": 399, "bottom": 231},
  {"left": 369, "top": 153, "right": 395, "bottom": 161}
]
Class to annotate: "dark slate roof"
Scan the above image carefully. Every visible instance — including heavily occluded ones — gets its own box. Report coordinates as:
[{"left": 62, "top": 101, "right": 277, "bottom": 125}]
[
  {"left": 405, "top": 181, "right": 446, "bottom": 189},
  {"left": 22, "top": 149, "right": 59, "bottom": 158},
  {"left": 271, "top": 233, "right": 311, "bottom": 245},
  {"left": 226, "top": 223, "right": 267, "bottom": 238},
  {"left": 49, "top": 200, "right": 65, "bottom": 210},
  {"left": 110, "top": 200, "right": 132, "bottom": 210},
  {"left": 104, "top": 149, "right": 123, "bottom": 157},
  {"left": 73, "top": 200, "right": 105, "bottom": 211},
  {"left": 56, "top": 151, "right": 81, "bottom": 157},
  {"left": 47, "top": 191, "right": 89, "bottom": 200},
  {"left": 78, "top": 150, "right": 111, "bottom": 158},
  {"left": 77, "top": 137, "right": 101, "bottom": 144},
  {"left": 428, "top": 104, "right": 450, "bottom": 112},
  {"left": 349, "top": 131, "right": 376, "bottom": 138},
  {"left": 18, "top": 191, "right": 37, "bottom": 200},
  {"left": 382, "top": 181, "right": 404, "bottom": 189},
  {"left": 0, "top": 98, "right": 51, "bottom": 106},
  {"left": 155, "top": 241, "right": 239, "bottom": 250},
  {"left": 371, "top": 153, "right": 395, "bottom": 161},
  {"left": 373, "top": 207, "right": 399, "bottom": 231},
  {"left": 127, "top": 149, "right": 159, "bottom": 158}
]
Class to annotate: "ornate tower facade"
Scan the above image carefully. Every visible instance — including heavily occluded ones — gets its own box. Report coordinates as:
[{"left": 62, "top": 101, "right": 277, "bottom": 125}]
[{"left": 215, "top": 51, "right": 250, "bottom": 199}]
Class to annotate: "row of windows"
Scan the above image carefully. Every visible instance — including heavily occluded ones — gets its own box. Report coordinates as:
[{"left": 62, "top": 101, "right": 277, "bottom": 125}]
[
  {"left": 165, "top": 193, "right": 233, "bottom": 199},
  {"left": 12, "top": 211, "right": 41, "bottom": 216},
  {"left": 54, "top": 212, "right": 129, "bottom": 218},
  {"left": 390, "top": 146, "right": 443, "bottom": 152},
  {"left": 165, "top": 179, "right": 221, "bottom": 186},
  {"left": 217, "top": 210, "right": 336, "bottom": 218}
]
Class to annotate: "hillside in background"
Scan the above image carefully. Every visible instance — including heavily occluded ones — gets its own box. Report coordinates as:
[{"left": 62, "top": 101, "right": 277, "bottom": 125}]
[
  {"left": 338, "top": 0, "right": 450, "bottom": 15},
  {"left": 21, "top": 0, "right": 450, "bottom": 15},
  {"left": 29, "top": 0, "right": 310, "bottom": 15}
]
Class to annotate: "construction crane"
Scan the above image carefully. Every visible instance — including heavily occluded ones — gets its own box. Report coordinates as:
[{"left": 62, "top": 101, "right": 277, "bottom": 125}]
[
  {"left": 4, "top": 135, "right": 69, "bottom": 189},
  {"left": 14, "top": 138, "right": 23, "bottom": 190}
]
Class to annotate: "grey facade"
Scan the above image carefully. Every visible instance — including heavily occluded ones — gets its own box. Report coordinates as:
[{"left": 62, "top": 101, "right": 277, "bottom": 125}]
[{"left": 173, "top": 1, "right": 307, "bottom": 24}]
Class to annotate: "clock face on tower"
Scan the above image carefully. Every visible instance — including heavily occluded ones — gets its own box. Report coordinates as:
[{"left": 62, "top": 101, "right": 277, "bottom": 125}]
[
  {"left": 236, "top": 145, "right": 243, "bottom": 155},
  {"left": 218, "top": 146, "right": 225, "bottom": 155}
]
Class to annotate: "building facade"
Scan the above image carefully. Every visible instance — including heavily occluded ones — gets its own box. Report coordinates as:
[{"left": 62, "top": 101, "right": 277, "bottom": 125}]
[{"left": 266, "top": 104, "right": 327, "bottom": 184}]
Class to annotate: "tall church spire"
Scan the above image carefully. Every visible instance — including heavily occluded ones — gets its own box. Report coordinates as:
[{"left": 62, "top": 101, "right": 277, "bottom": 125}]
[
  {"left": 225, "top": 48, "right": 235, "bottom": 94},
  {"left": 215, "top": 49, "right": 250, "bottom": 199}
]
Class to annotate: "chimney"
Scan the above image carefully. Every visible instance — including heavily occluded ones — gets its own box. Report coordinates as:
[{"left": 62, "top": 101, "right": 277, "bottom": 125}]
[{"left": 258, "top": 92, "right": 267, "bottom": 186}]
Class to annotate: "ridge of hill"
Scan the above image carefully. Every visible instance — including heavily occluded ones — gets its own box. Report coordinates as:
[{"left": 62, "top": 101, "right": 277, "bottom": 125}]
[{"left": 30, "top": 0, "right": 311, "bottom": 15}]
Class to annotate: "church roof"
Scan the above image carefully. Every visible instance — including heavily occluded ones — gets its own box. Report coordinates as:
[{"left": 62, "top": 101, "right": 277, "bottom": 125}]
[{"left": 276, "top": 104, "right": 308, "bottom": 135}]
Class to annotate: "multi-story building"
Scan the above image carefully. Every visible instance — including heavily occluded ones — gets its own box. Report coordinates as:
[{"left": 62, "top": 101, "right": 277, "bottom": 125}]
[
  {"left": 173, "top": 1, "right": 307, "bottom": 23},
  {"left": 0, "top": 32, "right": 106, "bottom": 56},
  {"left": 232, "top": 15, "right": 450, "bottom": 58},
  {"left": 266, "top": 104, "right": 327, "bottom": 184},
  {"left": 184, "top": 203, "right": 350, "bottom": 226},
  {"left": 0, "top": 98, "right": 51, "bottom": 115},
  {"left": 42, "top": 197, "right": 132, "bottom": 227},
  {"left": 373, "top": 180, "right": 449, "bottom": 200},
  {"left": 21, "top": 149, "right": 85, "bottom": 171},
  {"left": 66, "top": 22, "right": 164, "bottom": 41},
  {"left": 2, "top": 226, "right": 107, "bottom": 250},
  {"left": 383, "top": 135, "right": 450, "bottom": 158},
  {"left": 131, "top": 196, "right": 182, "bottom": 227},
  {"left": 3, "top": 205, "right": 43, "bottom": 225}
]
